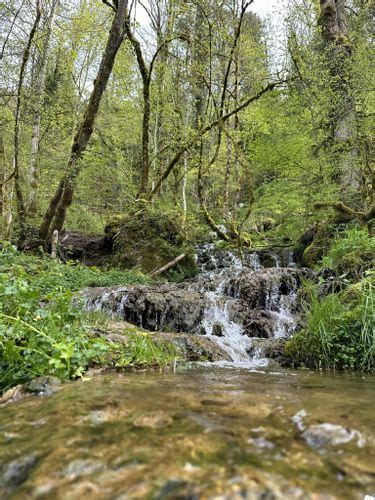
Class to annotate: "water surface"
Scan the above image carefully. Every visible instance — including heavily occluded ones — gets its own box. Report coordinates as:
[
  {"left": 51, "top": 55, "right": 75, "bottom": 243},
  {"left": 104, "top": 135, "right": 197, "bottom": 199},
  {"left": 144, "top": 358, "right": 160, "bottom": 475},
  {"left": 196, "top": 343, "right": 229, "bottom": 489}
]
[{"left": 1, "top": 366, "right": 374, "bottom": 499}]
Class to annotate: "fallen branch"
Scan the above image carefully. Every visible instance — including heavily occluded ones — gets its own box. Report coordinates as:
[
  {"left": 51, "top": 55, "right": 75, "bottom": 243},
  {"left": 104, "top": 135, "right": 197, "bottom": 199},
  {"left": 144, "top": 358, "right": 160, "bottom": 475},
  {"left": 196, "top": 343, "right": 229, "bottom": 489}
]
[{"left": 150, "top": 253, "right": 186, "bottom": 277}]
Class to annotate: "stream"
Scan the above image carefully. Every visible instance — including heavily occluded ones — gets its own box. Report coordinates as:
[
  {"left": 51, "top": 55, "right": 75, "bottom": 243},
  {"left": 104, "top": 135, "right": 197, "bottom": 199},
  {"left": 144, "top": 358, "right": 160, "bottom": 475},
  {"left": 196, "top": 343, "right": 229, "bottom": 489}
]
[
  {"left": 0, "top": 368, "right": 374, "bottom": 498},
  {"left": 1, "top": 247, "right": 374, "bottom": 499}
]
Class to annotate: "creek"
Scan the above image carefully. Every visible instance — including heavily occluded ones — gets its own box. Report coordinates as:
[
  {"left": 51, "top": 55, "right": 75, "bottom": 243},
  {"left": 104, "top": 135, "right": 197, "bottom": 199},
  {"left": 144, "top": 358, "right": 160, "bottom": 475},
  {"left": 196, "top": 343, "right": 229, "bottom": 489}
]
[
  {"left": 1, "top": 246, "right": 374, "bottom": 499},
  {"left": 0, "top": 368, "right": 374, "bottom": 498}
]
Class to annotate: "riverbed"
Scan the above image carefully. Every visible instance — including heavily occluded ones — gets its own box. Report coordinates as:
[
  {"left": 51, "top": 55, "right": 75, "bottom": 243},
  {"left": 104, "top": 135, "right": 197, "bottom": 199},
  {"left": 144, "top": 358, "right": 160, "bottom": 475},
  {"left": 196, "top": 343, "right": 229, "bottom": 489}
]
[{"left": 1, "top": 366, "right": 374, "bottom": 499}]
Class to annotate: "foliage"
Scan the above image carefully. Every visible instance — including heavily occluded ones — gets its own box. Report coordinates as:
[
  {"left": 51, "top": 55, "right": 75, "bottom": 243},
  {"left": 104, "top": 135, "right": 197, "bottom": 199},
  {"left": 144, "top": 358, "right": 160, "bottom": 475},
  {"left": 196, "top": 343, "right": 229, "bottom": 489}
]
[
  {"left": 286, "top": 274, "right": 374, "bottom": 372},
  {"left": 321, "top": 227, "right": 374, "bottom": 276},
  {"left": 0, "top": 243, "right": 150, "bottom": 293},
  {"left": 112, "top": 333, "right": 177, "bottom": 368},
  {"left": 0, "top": 245, "right": 174, "bottom": 392}
]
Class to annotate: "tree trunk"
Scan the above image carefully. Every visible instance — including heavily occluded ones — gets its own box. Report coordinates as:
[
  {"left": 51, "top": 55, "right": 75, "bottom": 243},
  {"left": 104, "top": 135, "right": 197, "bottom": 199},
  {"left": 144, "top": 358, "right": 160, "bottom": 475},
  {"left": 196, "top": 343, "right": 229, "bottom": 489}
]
[
  {"left": 319, "top": 0, "right": 359, "bottom": 196},
  {"left": 28, "top": 0, "right": 58, "bottom": 215},
  {"left": 124, "top": 18, "right": 151, "bottom": 197},
  {"left": 14, "top": 1, "right": 41, "bottom": 242},
  {"left": 39, "top": 0, "right": 128, "bottom": 242}
]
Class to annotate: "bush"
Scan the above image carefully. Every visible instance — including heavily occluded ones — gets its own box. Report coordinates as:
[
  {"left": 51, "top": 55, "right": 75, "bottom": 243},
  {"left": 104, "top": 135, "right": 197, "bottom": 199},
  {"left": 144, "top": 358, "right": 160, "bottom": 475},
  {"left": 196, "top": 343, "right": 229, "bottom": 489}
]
[
  {"left": 285, "top": 274, "right": 374, "bottom": 372},
  {"left": 0, "top": 244, "right": 174, "bottom": 392}
]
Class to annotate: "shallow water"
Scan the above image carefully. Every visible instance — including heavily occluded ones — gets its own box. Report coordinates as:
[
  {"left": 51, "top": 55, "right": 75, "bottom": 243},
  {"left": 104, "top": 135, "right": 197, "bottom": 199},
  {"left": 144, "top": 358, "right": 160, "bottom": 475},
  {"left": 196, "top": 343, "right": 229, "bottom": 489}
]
[{"left": 0, "top": 366, "right": 374, "bottom": 499}]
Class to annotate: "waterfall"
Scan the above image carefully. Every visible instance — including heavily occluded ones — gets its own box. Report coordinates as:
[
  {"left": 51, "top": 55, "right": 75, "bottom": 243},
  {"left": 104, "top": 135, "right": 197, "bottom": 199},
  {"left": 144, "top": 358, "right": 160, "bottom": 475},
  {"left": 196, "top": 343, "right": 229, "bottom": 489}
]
[
  {"left": 84, "top": 243, "right": 305, "bottom": 368},
  {"left": 194, "top": 244, "right": 299, "bottom": 367}
]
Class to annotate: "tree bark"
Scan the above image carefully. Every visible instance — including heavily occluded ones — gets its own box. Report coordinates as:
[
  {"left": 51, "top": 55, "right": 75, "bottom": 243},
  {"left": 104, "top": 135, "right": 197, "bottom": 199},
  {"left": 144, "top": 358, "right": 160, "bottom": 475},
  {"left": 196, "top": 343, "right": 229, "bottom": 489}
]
[
  {"left": 39, "top": 0, "right": 128, "bottom": 242},
  {"left": 124, "top": 19, "right": 151, "bottom": 196},
  {"left": 318, "top": 0, "right": 359, "bottom": 196}
]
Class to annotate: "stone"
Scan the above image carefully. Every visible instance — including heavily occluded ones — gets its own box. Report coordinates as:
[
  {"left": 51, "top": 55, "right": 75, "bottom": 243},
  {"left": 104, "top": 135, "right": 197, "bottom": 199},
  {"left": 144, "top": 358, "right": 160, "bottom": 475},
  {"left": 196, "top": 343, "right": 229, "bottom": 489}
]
[
  {"left": 133, "top": 411, "right": 173, "bottom": 429},
  {"left": 302, "top": 423, "right": 365, "bottom": 448},
  {"left": 0, "top": 454, "right": 38, "bottom": 489},
  {"left": 24, "top": 376, "right": 61, "bottom": 395},
  {"left": 212, "top": 322, "right": 224, "bottom": 337}
]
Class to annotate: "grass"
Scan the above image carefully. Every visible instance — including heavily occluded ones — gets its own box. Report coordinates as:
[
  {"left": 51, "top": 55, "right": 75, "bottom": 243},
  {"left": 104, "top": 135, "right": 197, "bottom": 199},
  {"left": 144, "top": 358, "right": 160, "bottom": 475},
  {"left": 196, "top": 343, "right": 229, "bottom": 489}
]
[
  {"left": 321, "top": 227, "right": 374, "bottom": 276},
  {"left": 285, "top": 274, "right": 374, "bottom": 372}
]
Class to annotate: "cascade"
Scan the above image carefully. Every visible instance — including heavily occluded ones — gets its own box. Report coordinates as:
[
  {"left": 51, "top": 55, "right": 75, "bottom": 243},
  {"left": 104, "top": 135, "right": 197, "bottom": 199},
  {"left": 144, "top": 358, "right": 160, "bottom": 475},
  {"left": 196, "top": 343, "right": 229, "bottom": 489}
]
[
  {"left": 192, "top": 244, "right": 299, "bottom": 367},
  {"left": 85, "top": 244, "right": 306, "bottom": 368}
]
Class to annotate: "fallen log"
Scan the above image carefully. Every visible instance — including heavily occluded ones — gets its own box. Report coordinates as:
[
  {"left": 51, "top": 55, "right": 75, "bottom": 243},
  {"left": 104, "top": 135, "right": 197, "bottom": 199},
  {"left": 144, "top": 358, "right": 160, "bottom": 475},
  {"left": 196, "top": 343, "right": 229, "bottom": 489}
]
[{"left": 150, "top": 253, "right": 186, "bottom": 277}]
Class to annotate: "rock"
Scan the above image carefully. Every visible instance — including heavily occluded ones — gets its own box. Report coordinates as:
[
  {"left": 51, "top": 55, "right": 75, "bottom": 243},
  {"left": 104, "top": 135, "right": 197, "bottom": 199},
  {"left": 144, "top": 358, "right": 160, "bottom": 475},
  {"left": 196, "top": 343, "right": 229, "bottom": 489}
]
[
  {"left": 133, "top": 411, "right": 173, "bottom": 428},
  {"left": 212, "top": 322, "right": 224, "bottom": 337},
  {"left": 59, "top": 230, "right": 112, "bottom": 266},
  {"left": 0, "top": 376, "right": 61, "bottom": 406},
  {"left": 61, "top": 459, "right": 104, "bottom": 478},
  {"left": 302, "top": 423, "right": 365, "bottom": 448},
  {"left": 24, "top": 376, "right": 61, "bottom": 395},
  {"left": 0, "top": 454, "right": 38, "bottom": 489},
  {"left": 0, "top": 385, "right": 26, "bottom": 406},
  {"left": 85, "top": 285, "right": 206, "bottom": 333},
  {"left": 84, "top": 267, "right": 310, "bottom": 340}
]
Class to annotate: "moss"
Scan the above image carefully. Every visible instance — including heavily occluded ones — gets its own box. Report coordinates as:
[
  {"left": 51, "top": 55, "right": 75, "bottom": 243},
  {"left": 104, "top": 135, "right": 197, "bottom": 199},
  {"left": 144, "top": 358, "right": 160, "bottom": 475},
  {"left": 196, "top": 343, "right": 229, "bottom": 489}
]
[{"left": 107, "top": 206, "right": 198, "bottom": 278}]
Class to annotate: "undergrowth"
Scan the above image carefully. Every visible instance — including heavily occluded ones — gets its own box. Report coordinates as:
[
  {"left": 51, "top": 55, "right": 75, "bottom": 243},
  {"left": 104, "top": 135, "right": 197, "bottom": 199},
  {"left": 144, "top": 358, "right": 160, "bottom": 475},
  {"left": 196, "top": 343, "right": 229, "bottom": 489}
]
[
  {"left": 286, "top": 273, "right": 374, "bottom": 372},
  {"left": 0, "top": 244, "right": 175, "bottom": 393},
  {"left": 321, "top": 227, "right": 374, "bottom": 277}
]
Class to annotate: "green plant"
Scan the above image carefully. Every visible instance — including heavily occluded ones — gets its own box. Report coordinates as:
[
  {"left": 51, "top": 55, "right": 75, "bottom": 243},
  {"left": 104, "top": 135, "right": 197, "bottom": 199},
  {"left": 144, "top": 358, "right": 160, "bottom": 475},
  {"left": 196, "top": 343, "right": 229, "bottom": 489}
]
[
  {"left": 286, "top": 274, "right": 374, "bottom": 372},
  {"left": 321, "top": 227, "right": 374, "bottom": 276},
  {"left": 0, "top": 244, "right": 175, "bottom": 392},
  {"left": 112, "top": 333, "right": 178, "bottom": 368}
]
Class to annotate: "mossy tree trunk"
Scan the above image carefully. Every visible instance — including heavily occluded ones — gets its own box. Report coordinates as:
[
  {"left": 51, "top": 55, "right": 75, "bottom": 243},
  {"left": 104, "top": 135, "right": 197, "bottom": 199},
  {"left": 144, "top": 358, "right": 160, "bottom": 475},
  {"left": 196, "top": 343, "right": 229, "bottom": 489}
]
[{"left": 318, "top": 0, "right": 360, "bottom": 198}]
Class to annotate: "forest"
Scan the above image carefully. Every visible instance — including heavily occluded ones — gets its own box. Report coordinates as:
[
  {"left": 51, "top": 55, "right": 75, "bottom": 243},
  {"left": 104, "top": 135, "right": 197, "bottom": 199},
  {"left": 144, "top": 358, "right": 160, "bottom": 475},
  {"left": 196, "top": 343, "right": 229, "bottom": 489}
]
[{"left": 0, "top": 0, "right": 374, "bottom": 497}]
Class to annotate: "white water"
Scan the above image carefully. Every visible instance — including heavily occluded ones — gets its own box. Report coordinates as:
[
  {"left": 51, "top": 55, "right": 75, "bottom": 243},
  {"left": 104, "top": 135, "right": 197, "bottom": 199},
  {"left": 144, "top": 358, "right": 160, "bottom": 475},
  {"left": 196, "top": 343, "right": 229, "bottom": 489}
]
[{"left": 195, "top": 244, "right": 299, "bottom": 368}]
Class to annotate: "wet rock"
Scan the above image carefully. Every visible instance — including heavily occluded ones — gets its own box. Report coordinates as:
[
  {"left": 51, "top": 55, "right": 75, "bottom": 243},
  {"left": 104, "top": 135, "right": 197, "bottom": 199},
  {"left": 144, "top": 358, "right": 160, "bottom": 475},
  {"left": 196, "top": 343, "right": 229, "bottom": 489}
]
[
  {"left": 302, "top": 423, "right": 365, "bottom": 448},
  {"left": 84, "top": 268, "right": 309, "bottom": 340},
  {"left": 0, "top": 454, "right": 39, "bottom": 489},
  {"left": 133, "top": 410, "right": 173, "bottom": 429},
  {"left": 212, "top": 322, "right": 224, "bottom": 337},
  {"left": 247, "top": 437, "right": 276, "bottom": 450},
  {"left": 155, "top": 479, "right": 199, "bottom": 500},
  {"left": 0, "top": 376, "right": 61, "bottom": 406},
  {"left": 24, "top": 376, "right": 61, "bottom": 395},
  {"left": 85, "top": 284, "right": 206, "bottom": 333},
  {"left": 0, "top": 385, "right": 26, "bottom": 406},
  {"left": 62, "top": 459, "right": 104, "bottom": 478}
]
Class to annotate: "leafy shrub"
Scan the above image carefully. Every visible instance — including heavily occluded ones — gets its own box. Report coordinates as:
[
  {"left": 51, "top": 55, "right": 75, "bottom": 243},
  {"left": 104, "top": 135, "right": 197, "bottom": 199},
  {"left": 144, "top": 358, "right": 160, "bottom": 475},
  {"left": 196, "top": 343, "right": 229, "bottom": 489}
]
[
  {"left": 286, "top": 274, "right": 374, "bottom": 372},
  {"left": 321, "top": 227, "right": 374, "bottom": 276},
  {"left": 0, "top": 244, "right": 174, "bottom": 392}
]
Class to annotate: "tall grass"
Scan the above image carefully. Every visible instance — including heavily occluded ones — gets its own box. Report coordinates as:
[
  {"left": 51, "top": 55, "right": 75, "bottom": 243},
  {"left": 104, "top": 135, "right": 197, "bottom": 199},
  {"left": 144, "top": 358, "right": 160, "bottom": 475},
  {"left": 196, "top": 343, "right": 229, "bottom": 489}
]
[{"left": 286, "top": 274, "right": 374, "bottom": 372}]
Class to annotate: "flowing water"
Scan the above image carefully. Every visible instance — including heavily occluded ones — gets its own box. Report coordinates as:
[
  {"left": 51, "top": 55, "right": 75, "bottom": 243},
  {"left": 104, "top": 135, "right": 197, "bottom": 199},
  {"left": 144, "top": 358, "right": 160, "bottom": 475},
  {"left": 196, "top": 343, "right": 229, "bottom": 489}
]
[
  {"left": 193, "top": 245, "right": 299, "bottom": 367},
  {"left": 3, "top": 246, "right": 372, "bottom": 498},
  {"left": 85, "top": 245, "right": 303, "bottom": 368},
  {"left": 0, "top": 367, "right": 374, "bottom": 499}
]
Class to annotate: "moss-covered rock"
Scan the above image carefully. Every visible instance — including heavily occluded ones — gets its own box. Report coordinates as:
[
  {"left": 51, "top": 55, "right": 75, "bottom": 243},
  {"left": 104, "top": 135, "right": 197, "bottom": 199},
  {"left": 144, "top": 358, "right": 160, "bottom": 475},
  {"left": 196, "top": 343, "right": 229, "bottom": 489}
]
[{"left": 105, "top": 206, "right": 198, "bottom": 278}]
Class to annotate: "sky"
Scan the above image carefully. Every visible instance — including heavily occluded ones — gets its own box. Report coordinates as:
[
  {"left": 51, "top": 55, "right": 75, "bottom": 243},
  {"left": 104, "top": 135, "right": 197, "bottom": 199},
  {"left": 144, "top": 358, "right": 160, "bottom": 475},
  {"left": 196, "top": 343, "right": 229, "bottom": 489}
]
[{"left": 250, "top": 0, "right": 283, "bottom": 17}]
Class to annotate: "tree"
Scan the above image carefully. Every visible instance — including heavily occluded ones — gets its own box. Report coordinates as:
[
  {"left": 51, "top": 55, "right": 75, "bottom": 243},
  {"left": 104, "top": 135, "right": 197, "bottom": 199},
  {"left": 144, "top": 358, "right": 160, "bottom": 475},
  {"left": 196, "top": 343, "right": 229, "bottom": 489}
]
[{"left": 39, "top": 0, "right": 129, "bottom": 242}]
